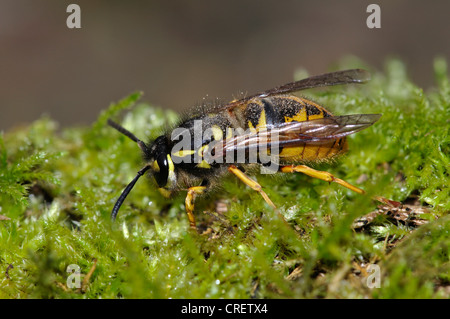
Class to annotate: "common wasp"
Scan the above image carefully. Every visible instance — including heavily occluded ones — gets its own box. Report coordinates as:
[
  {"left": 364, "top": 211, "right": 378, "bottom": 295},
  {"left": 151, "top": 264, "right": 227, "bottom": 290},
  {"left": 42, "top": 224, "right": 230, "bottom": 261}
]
[{"left": 108, "top": 69, "right": 381, "bottom": 230}]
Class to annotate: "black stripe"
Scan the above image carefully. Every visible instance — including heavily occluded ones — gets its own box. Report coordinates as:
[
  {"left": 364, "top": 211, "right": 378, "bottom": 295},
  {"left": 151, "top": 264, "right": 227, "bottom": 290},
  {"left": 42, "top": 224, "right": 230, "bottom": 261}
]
[
  {"left": 306, "top": 104, "right": 322, "bottom": 116},
  {"left": 261, "top": 98, "right": 277, "bottom": 126},
  {"left": 245, "top": 102, "right": 262, "bottom": 128},
  {"left": 261, "top": 98, "right": 281, "bottom": 155}
]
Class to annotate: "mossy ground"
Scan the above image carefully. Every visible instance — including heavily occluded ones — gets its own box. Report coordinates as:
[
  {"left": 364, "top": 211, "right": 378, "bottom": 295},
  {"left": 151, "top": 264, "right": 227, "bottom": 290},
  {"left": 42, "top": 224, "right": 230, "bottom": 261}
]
[{"left": 0, "top": 59, "right": 449, "bottom": 299}]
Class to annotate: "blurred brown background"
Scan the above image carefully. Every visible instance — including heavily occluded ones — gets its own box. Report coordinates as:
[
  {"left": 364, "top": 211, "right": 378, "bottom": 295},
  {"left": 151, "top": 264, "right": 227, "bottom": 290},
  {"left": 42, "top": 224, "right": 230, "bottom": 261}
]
[{"left": 1, "top": 0, "right": 449, "bottom": 131}]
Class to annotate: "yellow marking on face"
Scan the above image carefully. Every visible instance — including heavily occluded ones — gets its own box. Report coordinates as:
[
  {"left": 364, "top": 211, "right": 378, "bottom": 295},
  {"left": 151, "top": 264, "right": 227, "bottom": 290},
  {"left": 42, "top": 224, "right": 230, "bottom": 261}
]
[
  {"left": 163, "top": 154, "right": 177, "bottom": 189},
  {"left": 172, "top": 149, "right": 195, "bottom": 157},
  {"left": 167, "top": 154, "right": 175, "bottom": 173},
  {"left": 152, "top": 160, "right": 160, "bottom": 172},
  {"left": 196, "top": 159, "right": 211, "bottom": 169}
]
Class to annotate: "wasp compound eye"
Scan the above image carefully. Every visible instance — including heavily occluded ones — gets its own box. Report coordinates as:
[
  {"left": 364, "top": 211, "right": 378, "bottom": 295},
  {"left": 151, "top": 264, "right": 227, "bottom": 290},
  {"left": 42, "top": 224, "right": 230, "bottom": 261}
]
[{"left": 153, "top": 155, "right": 169, "bottom": 188}]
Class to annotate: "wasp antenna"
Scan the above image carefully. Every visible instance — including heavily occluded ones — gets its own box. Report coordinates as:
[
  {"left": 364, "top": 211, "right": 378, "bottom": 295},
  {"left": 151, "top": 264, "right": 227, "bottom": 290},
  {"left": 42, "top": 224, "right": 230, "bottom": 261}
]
[
  {"left": 111, "top": 165, "right": 151, "bottom": 222},
  {"left": 107, "top": 119, "right": 147, "bottom": 152}
]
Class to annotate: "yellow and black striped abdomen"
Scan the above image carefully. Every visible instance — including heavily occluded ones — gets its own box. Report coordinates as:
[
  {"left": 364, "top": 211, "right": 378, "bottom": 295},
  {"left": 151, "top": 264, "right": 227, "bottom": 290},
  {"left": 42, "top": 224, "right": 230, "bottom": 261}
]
[{"left": 243, "top": 95, "right": 348, "bottom": 163}]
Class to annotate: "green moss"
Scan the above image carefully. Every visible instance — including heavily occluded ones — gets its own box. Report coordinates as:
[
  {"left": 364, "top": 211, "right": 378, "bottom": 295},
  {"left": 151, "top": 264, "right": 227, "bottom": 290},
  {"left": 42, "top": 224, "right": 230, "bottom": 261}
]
[{"left": 0, "top": 59, "right": 449, "bottom": 299}]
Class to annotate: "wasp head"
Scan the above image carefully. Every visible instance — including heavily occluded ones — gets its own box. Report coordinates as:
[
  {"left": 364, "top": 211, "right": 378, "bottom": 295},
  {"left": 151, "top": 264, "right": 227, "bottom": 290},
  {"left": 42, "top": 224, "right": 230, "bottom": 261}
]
[
  {"left": 107, "top": 119, "right": 177, "bottom": 221},
  {"left": 144, "top": 135, "right": 177, "bottom": 191}
]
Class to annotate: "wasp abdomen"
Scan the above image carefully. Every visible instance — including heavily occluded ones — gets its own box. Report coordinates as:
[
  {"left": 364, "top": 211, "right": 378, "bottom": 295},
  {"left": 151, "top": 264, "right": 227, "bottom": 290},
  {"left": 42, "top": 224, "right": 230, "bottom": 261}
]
[{"left": 243, "top": 95, "right": 347, "bottom": 163}]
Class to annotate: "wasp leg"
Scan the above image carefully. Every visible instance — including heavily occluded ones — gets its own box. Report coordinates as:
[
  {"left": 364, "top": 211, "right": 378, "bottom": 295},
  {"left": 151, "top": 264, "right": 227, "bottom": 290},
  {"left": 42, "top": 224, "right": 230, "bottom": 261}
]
[
  {"left": 228, "top": 165, "right": 276, "bottom": 209},
  {"left": 280, "top": 165, "right": 365, "bottom": 194},
  {"left": 185, "top": 186, "right": 207, "bottom": 230}
]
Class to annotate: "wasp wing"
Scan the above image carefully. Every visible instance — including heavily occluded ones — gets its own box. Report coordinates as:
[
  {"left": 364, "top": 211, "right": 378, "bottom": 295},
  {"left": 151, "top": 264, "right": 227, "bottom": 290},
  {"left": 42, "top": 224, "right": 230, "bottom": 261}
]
[
  {"left": 209, "top": 114, "right": 381, "bottom": 159},
  {"left": 221, "top": 69, "right": 371, "bottom": 111}
]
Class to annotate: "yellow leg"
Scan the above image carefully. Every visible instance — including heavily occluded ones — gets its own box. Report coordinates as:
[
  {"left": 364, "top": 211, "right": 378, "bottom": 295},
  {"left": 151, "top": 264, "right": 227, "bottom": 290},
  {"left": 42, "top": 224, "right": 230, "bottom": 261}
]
[
  {"left": 228, "top": 165, "right": 276, "bottom": 209},
  {"left": 280, "top": 164, "right": 365, "bottom": 194},
  {"left": 185, "top": 186, "right": 206, "bottom": 230}
]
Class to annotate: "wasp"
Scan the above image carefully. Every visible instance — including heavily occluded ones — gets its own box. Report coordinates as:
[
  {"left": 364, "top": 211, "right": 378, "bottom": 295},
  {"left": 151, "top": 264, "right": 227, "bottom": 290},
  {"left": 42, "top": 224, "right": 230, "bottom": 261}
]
[{"left": 108, "top": 69, "right": 381, "bottom": 230}]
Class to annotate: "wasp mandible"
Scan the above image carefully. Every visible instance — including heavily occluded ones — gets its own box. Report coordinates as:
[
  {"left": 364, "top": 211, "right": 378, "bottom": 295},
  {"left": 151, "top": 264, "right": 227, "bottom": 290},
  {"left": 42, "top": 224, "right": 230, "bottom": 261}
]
[{"left": 108, "top": 69, "right": 381, "bottom": 230}]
